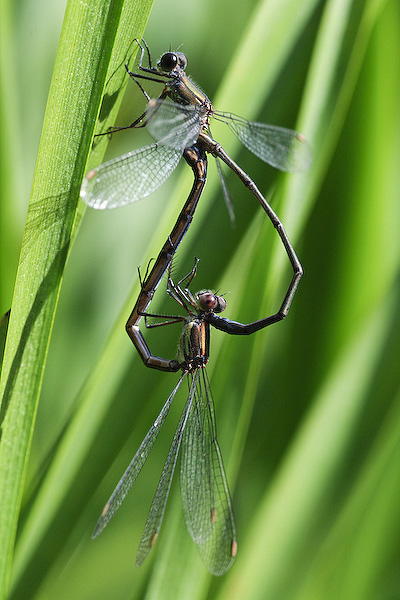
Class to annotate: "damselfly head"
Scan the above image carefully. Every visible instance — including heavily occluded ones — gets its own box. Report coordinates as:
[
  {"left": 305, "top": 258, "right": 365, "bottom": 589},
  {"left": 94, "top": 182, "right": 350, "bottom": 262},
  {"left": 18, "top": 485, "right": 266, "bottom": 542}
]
[
  {"left": 158, "top": 51, "right": 187, "bottom": 73},
  {"left": 196, "top": 291, "right": 227, "bottom": 314}
]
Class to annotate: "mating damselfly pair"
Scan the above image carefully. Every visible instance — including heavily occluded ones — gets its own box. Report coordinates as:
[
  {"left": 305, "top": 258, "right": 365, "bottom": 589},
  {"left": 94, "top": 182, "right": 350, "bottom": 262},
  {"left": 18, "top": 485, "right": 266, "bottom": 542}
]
[{"left": 82, "top": 39, "right": 310, "bottom": 575}]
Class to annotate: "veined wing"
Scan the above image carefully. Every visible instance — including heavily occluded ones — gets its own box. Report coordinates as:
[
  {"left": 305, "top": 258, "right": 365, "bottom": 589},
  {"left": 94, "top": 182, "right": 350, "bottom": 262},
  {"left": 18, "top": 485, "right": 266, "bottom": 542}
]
[
  {"left": 80, "top": 141, "right": 182, "bottom": 210},
  {"left": 92, "top": 374, "right": 185, "bottom": 539},
  {"left": 135, "top": 372, "right": 196, "bottom": 566},
  {"left": 80, "top": 101, "right": 203, "bottom": 210},
  {"left": 214, "top": 111, "right": 312, "bottom": 172},
  {"left": 146, "top": 99, "right": 205, "bottom": 149},
  {"left": 180, "top": 369, "right": 237, "bottom": 576}
]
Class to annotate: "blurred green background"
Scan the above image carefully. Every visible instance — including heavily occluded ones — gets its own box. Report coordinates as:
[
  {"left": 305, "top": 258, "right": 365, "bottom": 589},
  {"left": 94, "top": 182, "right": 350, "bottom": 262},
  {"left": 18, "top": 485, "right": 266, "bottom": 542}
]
[{"left": 1, "top": 0, "right": 400, "bottom": 598}]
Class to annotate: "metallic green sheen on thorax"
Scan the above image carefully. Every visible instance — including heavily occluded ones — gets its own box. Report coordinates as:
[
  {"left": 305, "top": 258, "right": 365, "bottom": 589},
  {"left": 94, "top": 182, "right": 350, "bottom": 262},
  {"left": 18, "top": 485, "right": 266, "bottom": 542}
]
[{"left": 168, "top": 74, "right": 212, "bottom": 109}]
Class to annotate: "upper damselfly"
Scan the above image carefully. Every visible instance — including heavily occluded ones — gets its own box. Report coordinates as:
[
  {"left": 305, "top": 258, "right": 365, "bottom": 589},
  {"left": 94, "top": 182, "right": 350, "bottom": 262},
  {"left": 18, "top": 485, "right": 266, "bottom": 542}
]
[{"left": 80, "top": 39, "right": 311, "bottom": 214}]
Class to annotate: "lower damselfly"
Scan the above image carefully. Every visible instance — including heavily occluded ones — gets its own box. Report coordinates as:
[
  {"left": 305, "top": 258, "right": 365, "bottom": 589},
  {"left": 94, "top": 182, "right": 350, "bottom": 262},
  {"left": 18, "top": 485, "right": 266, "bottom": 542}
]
[
  {"left": 94, "top": 255, "right": 302, "bottom": 573},
  {"left": 93, "top": 259, "right": 236, "bottom": 575}
]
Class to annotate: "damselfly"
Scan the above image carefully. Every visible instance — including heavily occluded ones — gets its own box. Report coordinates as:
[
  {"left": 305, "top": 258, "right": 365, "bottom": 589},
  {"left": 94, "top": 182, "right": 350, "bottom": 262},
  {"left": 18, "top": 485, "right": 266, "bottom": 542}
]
[
  {"left": 93, "top": 260, "right": 235, "bottom": 575},
  {"left": 93, "top": 257, "right": 298, "bottom": 574},
  {"left": 80, "top": 40, "right": 306, "bottom": 353},
  {"left": 80, "top": 39, "right": 311, "bottom": 215}
]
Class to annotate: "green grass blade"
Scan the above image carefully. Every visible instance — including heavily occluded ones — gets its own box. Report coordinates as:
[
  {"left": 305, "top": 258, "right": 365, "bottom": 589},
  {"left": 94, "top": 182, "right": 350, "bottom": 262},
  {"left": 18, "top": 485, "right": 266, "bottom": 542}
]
[
  {"left": 219, "top": 292, "right": 395, "bottom": 600},
  {"left": 0, "top": 0, "right": 23, "bottom": 316},
  {"left": 0, "top": 0, "right": 153, "bottom": 596},
  {"left": 293, "top": 388, "right": 400, "bottom": 600}
]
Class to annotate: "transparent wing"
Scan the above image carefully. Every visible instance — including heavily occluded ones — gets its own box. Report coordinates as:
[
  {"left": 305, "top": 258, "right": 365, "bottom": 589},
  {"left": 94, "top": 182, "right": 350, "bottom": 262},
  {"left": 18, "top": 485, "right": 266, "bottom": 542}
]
[
  {"left": 80, "top": 142, "right": 182, "bottom": 210},
  {"left": 92, "top": 374, "right": 185, "bottom": 539},
  {"left": 180, "top": 369, "right": 237, "bottom": 576},
  {"left": 80, "top": 101, "right": 204, "bottom": 210},
  {"left": 146, "top": 99, "right": 204, "bottom": 149},
  {"left": 215, "top": 156, "right": 235, "bottom": 225},
  {"left": 215, "top": 111, "right": 312, "bottom": 172},
  {"left": 135, "top": 372, "right": 196, "bottom": 566}
]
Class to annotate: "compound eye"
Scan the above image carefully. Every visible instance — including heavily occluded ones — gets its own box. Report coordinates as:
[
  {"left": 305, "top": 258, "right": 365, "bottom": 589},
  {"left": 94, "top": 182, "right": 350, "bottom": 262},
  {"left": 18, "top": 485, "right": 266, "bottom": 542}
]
[
  {"left": 214, "top": 295, "right": 227, "bottom": 314},
  {"left": 197, "top": 291, "right": 218, "bottom": 312},
  {"left": 158, "top": 52, "right": 178, "bottom": 72},
  {"left": 176, "top": 52, "right": 187, "bottom": 69}
]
